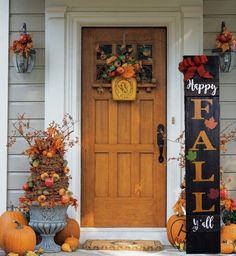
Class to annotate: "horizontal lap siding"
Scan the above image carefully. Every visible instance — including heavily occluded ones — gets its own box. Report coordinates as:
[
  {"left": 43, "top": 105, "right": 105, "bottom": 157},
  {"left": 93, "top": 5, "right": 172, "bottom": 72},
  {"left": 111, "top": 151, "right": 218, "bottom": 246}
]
[
  {"left": 8, "top": 0, "right": 45, "bottom": 206},
  {"left": 204, "top": 0, "right": 236, "bottom": 197}
]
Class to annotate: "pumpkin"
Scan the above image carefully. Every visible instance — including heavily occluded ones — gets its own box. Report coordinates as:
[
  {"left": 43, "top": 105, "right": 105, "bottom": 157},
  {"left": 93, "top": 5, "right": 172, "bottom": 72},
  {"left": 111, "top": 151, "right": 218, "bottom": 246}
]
[
  {"left": 0, "top": 208, "right": 28, "bottom": 249},
  {"left": 3, "top": 221, "right": 36, "bottom": 256},
  {"left": 54, "top": 218, "right": 80, "bottom": 245},
  {"left": 221, "top": 224, "right": 236, "bottom": 242},
  {"left": 221, "top": 240, "right": 234, "bottom": 254},
  {"left": 64, "top": 237, "right": 80, "bottom": 250},
  {"left": 167, "top": 214, "right": 186, "bottom": 245},
  {"left": 61, "top": 243, "right": 72, "bottom": 252}
]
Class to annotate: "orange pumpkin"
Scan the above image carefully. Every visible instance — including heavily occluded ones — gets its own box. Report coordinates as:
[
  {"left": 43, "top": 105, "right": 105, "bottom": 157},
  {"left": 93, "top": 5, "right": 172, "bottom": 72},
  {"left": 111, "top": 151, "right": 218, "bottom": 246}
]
[
  {"left": 221, "top": 240, "right": 234, "bottom": 254},
  {"left": 65, "top": 237, "right": 80, "bottom": 250},
  {"left": 221, "top": 224, "right": 236, "bottom": 242},
  {"left": 167, "top": 215, "right": 186, "bottom": 245},
  {"left": 3, "top": 221, "right": 36, "bottom": 256},
  {"left": 0, "top": 209, "right": 28, "bottom": 249},
  {"left": 54, "top": 218, "right": 80, "bottom": 245}
]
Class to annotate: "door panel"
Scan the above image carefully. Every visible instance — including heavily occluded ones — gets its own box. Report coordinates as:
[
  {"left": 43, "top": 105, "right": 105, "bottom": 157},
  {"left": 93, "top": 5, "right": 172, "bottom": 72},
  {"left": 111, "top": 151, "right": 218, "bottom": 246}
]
[{"left": 82, "top": 27, "right": 166, "bottom": 227}]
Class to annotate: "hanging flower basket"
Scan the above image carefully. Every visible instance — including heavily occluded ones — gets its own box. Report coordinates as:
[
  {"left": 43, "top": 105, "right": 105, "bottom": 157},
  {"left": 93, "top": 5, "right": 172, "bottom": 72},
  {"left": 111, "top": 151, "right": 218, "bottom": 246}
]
[
  {"left": 10, "top": 23, "right": 36, "bottom": 73},
  {"left": 14, "top": 49, "right": 36, "bottom": 73}
]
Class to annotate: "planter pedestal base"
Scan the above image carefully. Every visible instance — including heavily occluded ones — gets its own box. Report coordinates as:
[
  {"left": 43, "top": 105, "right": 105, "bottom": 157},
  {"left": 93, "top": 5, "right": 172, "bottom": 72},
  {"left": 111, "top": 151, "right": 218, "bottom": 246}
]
[{"left": 36, "top": 234, "right": 61, "bottom": 252}]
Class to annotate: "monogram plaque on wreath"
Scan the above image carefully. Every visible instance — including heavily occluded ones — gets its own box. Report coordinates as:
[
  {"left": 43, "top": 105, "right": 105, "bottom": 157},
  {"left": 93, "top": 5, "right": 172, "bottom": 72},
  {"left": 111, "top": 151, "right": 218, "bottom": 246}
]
[{"left": 112, "top": 77, "right": 136, "bottom": 100}]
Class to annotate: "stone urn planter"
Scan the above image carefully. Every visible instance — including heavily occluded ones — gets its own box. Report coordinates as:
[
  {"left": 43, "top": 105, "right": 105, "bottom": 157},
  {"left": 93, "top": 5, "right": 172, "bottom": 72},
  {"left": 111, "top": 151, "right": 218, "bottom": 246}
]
[{"left": 29, "top": 204, "right": 68, "bottom": 253}]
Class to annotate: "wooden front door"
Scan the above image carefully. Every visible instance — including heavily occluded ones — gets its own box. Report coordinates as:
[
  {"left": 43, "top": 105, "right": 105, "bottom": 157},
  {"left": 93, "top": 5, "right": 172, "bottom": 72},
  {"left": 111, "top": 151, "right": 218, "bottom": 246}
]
[{"left": 82, "top": 28, "right": 166, "bottom": 227}]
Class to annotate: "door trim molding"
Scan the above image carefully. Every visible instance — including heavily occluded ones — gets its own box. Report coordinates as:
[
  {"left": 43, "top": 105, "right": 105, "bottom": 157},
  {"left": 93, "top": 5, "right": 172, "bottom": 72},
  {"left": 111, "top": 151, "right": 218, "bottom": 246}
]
[{"left": 45, "top": 7, "right": 203, "bottom": 244}]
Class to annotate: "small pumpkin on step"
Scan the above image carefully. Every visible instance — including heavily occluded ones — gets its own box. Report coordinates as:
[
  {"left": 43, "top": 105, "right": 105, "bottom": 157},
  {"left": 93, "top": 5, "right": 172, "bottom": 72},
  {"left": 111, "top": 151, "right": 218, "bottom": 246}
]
[
  {"left": 55, "top": 218, "right": 80, "bottom": 245},
  {"left": 65, "top": 237, "right": 80, "bottom": 250},
  {"left": 61, "top": 243, "right": 72, "bottom": 252},
  {"left": 221, "top": 240, "right": 235, "bottom": 254}
]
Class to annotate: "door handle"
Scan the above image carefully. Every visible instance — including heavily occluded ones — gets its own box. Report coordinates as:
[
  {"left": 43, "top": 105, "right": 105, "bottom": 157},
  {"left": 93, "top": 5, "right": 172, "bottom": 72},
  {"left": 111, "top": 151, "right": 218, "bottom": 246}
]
[{"left": 157, "top": 124, "right": 165, "bottom": 163}]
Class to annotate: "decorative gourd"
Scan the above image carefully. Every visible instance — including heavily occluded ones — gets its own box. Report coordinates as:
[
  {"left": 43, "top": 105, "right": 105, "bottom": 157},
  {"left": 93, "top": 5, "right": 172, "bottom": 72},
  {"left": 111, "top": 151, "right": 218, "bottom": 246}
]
[
  {"left": 54, "top": 218, "right": 80, "bottom": 245},
  {"left": 167, "top": 215, "right": 186, "bottom": 245},
  {"left": 221, "top": 224, "right": 236, "bottom": 242},
  {"left": 221, "top": 240, "right": 234, "bottom": 254},
  {"left": 61, "top": 243, "right": 72, "bottom": 252},
  {"left": 3, "top": 221, "right": 36, "bottom": 256},
  {"left": 64, "top": 237, "right": 80, "bottom": 250},
  {"left": 0, "top": 208, "right": 28, "bottom": 249}
]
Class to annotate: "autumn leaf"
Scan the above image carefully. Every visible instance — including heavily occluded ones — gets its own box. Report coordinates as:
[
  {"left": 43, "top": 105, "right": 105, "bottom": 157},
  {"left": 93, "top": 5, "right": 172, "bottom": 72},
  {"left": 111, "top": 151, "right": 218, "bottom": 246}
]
[
  {"left": 207, "top": 188, "right": 219, "bottom": 200},
  {"left": 204, "top": 117, "right": 218, "bottom": 130},
  {"left": 186, "top": 150, "right": 197, "bottom": 161}
]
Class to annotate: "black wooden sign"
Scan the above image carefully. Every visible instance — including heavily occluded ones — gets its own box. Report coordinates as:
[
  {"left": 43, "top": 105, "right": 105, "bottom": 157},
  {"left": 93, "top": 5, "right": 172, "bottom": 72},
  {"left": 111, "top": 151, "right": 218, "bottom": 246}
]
[{"left": 183, "top": 56, "right": 220, "bottom": 254}]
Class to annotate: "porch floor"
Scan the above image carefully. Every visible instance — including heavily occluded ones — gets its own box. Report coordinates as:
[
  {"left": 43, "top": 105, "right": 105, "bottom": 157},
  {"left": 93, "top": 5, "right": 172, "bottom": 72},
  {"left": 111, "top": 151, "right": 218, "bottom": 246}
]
[
  {"left": 43, "top": 246, "right": 223, "bottom": 256},
  {"left": 0, "top": 247, "right": 224, "bottom": 255}
]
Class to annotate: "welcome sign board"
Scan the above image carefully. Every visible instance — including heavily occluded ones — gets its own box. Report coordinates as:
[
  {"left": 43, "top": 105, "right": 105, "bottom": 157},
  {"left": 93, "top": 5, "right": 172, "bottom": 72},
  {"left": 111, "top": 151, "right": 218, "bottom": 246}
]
[{"left": 183, "top": 56, "right": 220, "bottom": 254}]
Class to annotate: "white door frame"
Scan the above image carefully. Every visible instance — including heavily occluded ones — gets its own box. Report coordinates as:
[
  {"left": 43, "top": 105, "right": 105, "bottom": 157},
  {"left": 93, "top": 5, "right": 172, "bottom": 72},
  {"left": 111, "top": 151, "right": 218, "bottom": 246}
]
[
  {"left": 0, "top": 0, "right": 9, "bottom": 214},
  {"left": 45, "top": 6, "right": 203, "bottom": 244}
]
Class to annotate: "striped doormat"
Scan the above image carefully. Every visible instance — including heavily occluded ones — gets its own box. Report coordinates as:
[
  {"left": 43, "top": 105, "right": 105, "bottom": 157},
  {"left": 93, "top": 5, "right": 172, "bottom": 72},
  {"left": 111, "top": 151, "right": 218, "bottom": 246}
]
[{"left": 83, "top": 240, "right": 163, "bottom": 251}]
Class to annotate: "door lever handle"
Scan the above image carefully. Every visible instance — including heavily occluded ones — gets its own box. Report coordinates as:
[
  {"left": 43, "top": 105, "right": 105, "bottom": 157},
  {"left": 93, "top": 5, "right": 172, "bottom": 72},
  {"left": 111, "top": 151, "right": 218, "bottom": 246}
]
[{"left": 157, "top": 124, "right": 165, "bottom": 163}]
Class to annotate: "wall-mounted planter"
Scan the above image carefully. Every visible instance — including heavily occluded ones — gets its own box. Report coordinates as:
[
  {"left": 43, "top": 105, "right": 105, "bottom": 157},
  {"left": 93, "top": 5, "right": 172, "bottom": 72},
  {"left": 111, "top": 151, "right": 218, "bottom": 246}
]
[{"left": 14, "top": 49, "right": 36, "bottom": 73}]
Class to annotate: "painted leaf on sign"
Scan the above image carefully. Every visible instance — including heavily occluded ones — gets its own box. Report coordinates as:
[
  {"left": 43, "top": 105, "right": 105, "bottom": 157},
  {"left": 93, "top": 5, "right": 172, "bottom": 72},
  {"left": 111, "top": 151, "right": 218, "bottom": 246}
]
[
  {"left": 186, "top": 150, "right": 197, "bottom": 161},
  {"left": 204, "top": 117, "right": 218, "bottom": 130},
  {"left": 207, "top": 188, "right": 219, "bottom": 200}
]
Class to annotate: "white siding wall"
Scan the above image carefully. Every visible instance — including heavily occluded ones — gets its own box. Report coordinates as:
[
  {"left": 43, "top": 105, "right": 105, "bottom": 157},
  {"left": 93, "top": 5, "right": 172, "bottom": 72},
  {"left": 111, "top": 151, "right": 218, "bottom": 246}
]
[
  {"left": 204, "top": 0, "right": 236, "bottom": 198},
  {"left": 8, "top": 0, "right": 45, "bottom": 206}
]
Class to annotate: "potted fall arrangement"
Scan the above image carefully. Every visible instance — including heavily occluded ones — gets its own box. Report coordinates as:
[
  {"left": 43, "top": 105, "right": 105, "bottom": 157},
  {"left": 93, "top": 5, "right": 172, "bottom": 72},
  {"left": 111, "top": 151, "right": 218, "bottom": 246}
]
[
  {"left": 8, "top": 114, "right": 78, "bottom": 253},
  {"left": 10, "top": 23, "right": 36, "bottom": 73}
]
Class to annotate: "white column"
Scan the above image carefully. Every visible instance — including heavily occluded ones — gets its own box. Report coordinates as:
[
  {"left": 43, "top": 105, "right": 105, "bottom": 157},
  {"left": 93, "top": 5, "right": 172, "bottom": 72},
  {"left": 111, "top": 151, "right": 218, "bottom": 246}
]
[
  {"left": 0, "top": 0, "right": 9, "bottom": 214},
  {"left": 181, "top": 6, "right": 203, "bottom": 55},
  {"left": 45, "top": 6, "right": 67, "bottom": 126}
]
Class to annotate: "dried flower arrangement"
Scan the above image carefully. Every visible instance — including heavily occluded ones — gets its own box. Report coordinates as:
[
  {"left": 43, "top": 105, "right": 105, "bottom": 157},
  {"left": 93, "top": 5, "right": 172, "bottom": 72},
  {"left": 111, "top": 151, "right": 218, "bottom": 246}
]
[
  {"left": 96, "top": 44, "right": 143, "bottom": 82},
  {"left": 8, "top": 114, "right": 78, "bottom": 210},
  {"left": 10, "top": 24, "right": 34, "bottom": 58},
  {"left": 216, "top": 22, "right": 236, "bottom": 52}
]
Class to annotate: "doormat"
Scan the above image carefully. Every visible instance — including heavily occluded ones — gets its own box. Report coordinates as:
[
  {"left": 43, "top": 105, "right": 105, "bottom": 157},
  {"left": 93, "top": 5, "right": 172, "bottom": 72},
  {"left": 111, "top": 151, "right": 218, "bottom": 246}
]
[{"left": 82, "top": 240, "right": 163, "bottom": 251}]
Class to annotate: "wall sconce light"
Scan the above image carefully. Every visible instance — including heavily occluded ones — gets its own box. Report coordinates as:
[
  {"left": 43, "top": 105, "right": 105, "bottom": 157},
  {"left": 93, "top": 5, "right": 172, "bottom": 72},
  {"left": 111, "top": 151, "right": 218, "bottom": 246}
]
[
  {"left": 212, "top": 22, "right": 236, "bottom": 72},
  {"left": 11, "top": 23, "right": 36, "bottom": 73}
]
